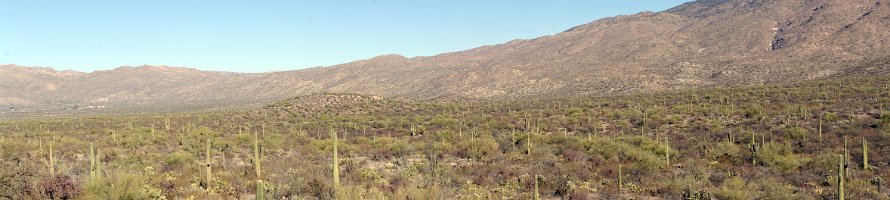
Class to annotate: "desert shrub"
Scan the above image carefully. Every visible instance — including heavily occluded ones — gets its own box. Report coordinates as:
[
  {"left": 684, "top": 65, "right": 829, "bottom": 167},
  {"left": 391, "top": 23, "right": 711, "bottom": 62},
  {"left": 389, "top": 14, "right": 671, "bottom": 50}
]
[
  {"left": 712, "top": 141, "right": 742, "bottom": 158},
  {"left": 759, "top": 177, "right": 802, "bottom": 200},
  {"left": 583, "top": 137, "right": 663, "bottom": 171},
  {"left": 39, "top": 175, "right": 81, "bottom": 199},
  {"left": 545, "top": 135, "right": 586, "bottom": 156},
  {"left": 807, "top": 152, "right": 840, "bottom": 172},
  {"left": 359, "top": 169, "right": 386, "bottom": 185},
  {"left": 824, "top": 112, "right": 839, "bottom": 122},
  {"left": 430, "top": 140, "right": 455, "bottom": 157},
  {"left": 455, "top": 138, "right": 499, "bottom": 160},
  {"left": 0, "top": 160, "right": 40, "bottom": 199},
  {"left": 715, "top": 177, "right": 755, "bottom": 200},
  {"left": 163, "top": 150, "right": 195, "bottom": 170},
  {"left": 335, "top": 184, "right": 386, "bottom": 200},
  {"left": 262, "top": 133, "right": 288, "bottom": 150},
  {"left": 304, "top": 178, "right": 334, "bottom": 199},
  {"left": 623, "top": 136, "right": 670, "bottom": 157},
  {"left": 394, "top": 182, "right": 451, "bottom": 200},
  {"left": 782, "top": 127, "right": 809, "bottom": 141},
  {"left": 660, "top": 174, "right": 713, "bottom": 198},
  {"left": 744, "top": 107, "right": 761, "bottom": 118},
  {"left": 232, "top": 129, "right": 253, "bottom": 142},
  {"left": 384, "top": 139, "right": 411, "bottom": 157},
  {"left": 664, "top": 114, "right": 684, "bottom": 124},
  {"left": 82, "top": 172, "right": 154, "bottom": 199},
  {"left": 846, "top": 178, "right": 883, "bottom": 199},
  {"left": 755, "top": 143, "right": 811, "bottom": 172},
  {"left": 362, "top": 137, "right": 409, "bottom": 158}
]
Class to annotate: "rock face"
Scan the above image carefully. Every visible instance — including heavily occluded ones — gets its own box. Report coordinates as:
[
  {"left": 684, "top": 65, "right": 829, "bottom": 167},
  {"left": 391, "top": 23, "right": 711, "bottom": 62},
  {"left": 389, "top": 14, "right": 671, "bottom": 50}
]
[{"left": 2, "top": 0, "right": 890, "bottom": 110}]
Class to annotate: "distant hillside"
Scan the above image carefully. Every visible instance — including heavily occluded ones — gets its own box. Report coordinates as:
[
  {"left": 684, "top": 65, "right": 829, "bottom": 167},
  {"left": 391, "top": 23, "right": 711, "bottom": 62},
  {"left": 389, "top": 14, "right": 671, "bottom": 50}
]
[{"left": 2, "top": 0, "right": 889, "bottom": 113}]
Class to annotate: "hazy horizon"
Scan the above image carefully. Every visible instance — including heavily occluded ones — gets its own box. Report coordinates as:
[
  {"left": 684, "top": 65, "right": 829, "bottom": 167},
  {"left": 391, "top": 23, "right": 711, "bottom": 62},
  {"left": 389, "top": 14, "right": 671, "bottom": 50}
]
[{"left": 0, "top": 0, "right": 690, "bottom": 73}]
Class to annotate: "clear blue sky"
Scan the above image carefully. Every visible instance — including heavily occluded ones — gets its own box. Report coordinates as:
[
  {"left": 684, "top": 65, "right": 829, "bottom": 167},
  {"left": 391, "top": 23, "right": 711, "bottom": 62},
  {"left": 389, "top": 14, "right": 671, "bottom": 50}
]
[{"left": 0, "top": 0, "right": 691, "bottom": 73}]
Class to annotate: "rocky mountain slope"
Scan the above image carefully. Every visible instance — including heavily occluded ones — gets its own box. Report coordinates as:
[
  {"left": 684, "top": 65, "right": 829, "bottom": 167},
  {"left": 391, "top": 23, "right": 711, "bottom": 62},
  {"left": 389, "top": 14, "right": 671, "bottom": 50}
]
[{"left": 3, "top": 0, "right": 889, "bottom": 111}]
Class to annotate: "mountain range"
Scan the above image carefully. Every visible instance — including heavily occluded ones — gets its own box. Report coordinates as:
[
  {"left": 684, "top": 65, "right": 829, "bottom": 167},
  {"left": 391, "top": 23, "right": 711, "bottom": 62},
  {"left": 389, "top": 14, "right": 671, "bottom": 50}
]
[{"left": 3, "top": 0, "right": 889, "bottom": 112}]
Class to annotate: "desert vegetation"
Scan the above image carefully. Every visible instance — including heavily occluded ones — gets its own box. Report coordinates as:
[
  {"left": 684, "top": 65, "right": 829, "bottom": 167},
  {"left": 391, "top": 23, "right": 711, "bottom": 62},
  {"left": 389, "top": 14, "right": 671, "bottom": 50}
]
[{"left": 1, "top": 76, "right": 889, "bottom": 199}]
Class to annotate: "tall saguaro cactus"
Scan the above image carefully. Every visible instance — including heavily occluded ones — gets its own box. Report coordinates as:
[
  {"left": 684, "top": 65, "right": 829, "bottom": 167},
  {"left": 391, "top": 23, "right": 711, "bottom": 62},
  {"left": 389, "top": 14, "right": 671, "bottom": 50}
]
[
  {"left": 838, "top": 155, "right": 845, "bottom": 200},
  {"left": 618, "top": 164, "right": 623, "bottom": 191},
  {"left": 89, "top": 143, "right": 96, "bottom": 179},
  {"left": 206, "top": 138, "right": 213, "bottom": 187},
  {"left": 254, "top": 131, "right": 264, "bottom": 200},
  {"left": 843, "top": 136, "right": 849, "bottom": 172},
  {"left": 750, "top": 131, "right": 757, "bottom": 166},
  {"left": 511, "top": 130, "right": 516, "bottom": 149},
  {"left": 640, "top": 108, "right": 647, "bottom": 136},
  {"left": 331, "top": 128, "right": 340, "bottom": 188},
  {"left": 527, "top": 132, "right": 532, "bottom": 155},
  {"left": 665, "top": 137, "right": 670, "bottom": 168},
  {"left": 862, "top": 138, "right": 869, "bottom": 170},
  {"left": 48, "top": 141, "right": 55, "bottom": 177},
  {"left": 165, "top": 117, "right": 171, "bottom": 132}
]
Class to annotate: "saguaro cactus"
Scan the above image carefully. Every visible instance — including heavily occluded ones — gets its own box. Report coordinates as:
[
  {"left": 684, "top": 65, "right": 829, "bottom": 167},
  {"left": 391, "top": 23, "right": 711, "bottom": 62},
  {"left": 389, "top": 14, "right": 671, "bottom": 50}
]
[
  {"left": 527, "top": 132, "right": 532, "bottom": 155},
  {"left": 844, "top": 136, "right": 849, "bottom": 172},
  {"left": 459, "top": 120, "right": 464, "bottom": 138},
  {"left": 48, "top": 141, "right": 55, "bottom": 177},
  {"left": 819, "top": 113, "right": 824, "bottom": 142},
  {"left": 206, "top": 138, "right": 212, "bottom": 187},
  {"left": 89, "top": 143, "right": 96, "bottom": 179},
  {"left": 511, "top": 130, "right": 516, "bottom": 149},
  {"left": 665, "top": 137, "right": 670, "bottom": 168},
  {"left": 640, "top": 109, "right": 647, "bottom": 136},
  {"left": 331, "top": 128, "right": 340, "bottom": 188},
  {"left": 618, "top": 164, "right": 623, "bottom": 191},
  {"left": 862, "top": 138, "right": 869, "bottom": 170},
  {"left": 838, "top": 155, "right": 845, "bottom": 200},
  {"left": 750, "top": 131, "right": 757, "bottom": 166},
  {"left": 726, "top": 131, "right": 735, "bottom": 144},
  {"left": 165, "top": 117, "right": 171, "bottom": 132},
  {"left": 254, "top": 131, "right": 264, "bottom": 200}
]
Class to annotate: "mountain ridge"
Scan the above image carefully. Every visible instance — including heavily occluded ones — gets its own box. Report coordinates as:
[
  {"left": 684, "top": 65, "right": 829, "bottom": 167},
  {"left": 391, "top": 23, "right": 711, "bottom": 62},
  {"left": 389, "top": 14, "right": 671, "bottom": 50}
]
[{"left": 3, "top": 0, "right": 890, "bottom": 113}]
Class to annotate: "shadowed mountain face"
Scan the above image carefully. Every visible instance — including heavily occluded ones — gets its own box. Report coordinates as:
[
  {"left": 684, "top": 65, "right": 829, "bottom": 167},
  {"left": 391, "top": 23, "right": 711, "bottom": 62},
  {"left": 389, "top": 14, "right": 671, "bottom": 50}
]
[{"left": 3, "top": 0, "right": 889, "bottom": 110}]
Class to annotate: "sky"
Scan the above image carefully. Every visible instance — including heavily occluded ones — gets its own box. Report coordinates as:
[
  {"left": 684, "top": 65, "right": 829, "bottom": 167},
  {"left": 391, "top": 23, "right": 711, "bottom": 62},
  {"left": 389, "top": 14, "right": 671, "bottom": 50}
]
[{"left": 0, "top": 0, "right": 691, "bottom": 73}]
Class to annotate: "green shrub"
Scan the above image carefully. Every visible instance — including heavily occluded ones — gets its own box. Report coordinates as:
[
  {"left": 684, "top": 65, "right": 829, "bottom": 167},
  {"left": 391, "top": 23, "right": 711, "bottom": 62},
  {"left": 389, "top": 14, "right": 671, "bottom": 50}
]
[
  {"left": 360, "top": 137, "right": 410, "bottom": 158},
  {"left": 164, "top": 150, "right": 195, "bottom": 170},
  {"left": 82, "top": 172, "right": 155, "bottom": 199},
  {"left": 807, "top": 152, "right": 839, "bottom": 172},
  {"left": 824, "top": 112, "right": 839, "bottom": 122},
  {"left": 715, "top": 177, "right": 755, "bottom": 200},
  {"left": 759, "top": 178, "right": 800, "bottom": 200},
  {"left": 384, "top": 139, "right": 411, "bottom": 157},
  {"left": 712, "top": 141, "right": 742, "bottom": 159},
  {"left": 455, "top": 138, "right": 499, "bottom": 160},
  {"left": 583, "top": 137, "right": 663, "bottom": 171},
  {"left": 395, "top": 183, "right": 451, "bottom": 200},
  {"left": 623, "top": 136, "right": 671, "bottom": 157},
  {"left": 756, "top": 143, "right": 811, "bottom": 172},
  {"left": 782, "top": 127, "right": 808, "bottom": 141},
  {"left": 0, "top": 160, "right": 40, "bottom": 199},
  {"left": 335, "top": 184, "right": 386, "bottom": 200}
]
